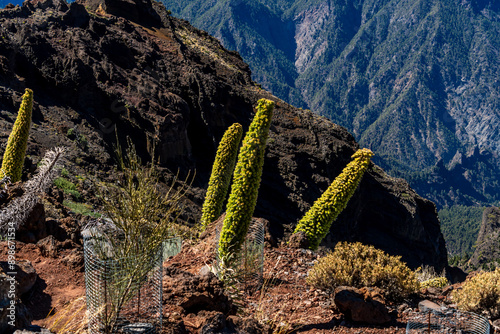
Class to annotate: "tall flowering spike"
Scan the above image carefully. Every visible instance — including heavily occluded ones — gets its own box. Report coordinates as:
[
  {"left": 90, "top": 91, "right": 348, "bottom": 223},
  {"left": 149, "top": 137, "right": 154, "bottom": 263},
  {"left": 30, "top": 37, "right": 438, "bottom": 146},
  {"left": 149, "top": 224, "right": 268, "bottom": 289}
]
[
  {"left": 218, "top": 99, "right": 274, "bottom": 259},
  {"left": 293, "top": 148, "right": 374, "bottom": 250},
  {"left": 1, "top": 89, "right": 33, "bottom": 182},
  {"left": 201, "top": 123, "right": 243, "bottom": 230}
]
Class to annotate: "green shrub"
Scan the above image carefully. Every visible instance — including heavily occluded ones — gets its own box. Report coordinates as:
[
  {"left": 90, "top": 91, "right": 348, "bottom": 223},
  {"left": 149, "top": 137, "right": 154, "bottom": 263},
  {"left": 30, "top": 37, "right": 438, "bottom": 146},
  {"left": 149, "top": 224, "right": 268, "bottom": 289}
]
[
  {"left": 293, "top": 148, "right": 374, "bottom": 249},
  {"left": 96, "top": 137, "right": 190, "bottom": 259},
  {"left": 54, "top": 177, "right": 82, "bottom": 200},
  {"left": 87, "top": 139, "right": 190, "bottom": 333},
  {"left": 60, "top": 168, "right": 70, "bottom": 177},
  {"left": 420, "top": 277, "right": 449, "bottom": 289},
  {"left": 1, "top": 88, "right": 33, "bottom": 182},
  {"left": 201, "top": 123, "right": 243, "bottom": 230},
  {"left": 307, "top": 241, "right": 419, "bottom": 301},
  {"left": 452, "top": 268, "right": 500, "bottom": 318},
  {"left": 54, "top": 177, "right": 77, "bottom": 191},
  {"left": 218, "top": 99, "right": 274, "bottom": 260}
]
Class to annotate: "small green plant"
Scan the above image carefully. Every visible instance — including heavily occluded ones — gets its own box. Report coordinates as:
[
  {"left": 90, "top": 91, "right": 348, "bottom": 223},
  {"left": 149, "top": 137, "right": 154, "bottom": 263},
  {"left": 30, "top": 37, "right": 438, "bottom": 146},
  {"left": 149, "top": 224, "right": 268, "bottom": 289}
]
[
  {"left": 54, "top": 177, "right": 82, "bottom": 200},
  {"left": 415, "top": 264, "right": 448, "bottom": 289},
  {"left": 218, "top": 99, "right": 274, "bottom": 261},
  {"left": 60, "top": 168, "right": 70, "bottom": 177},
  {"left": 67, "top": 128, "right": 76, "bottom": 139},
  {"left": 63, "top": 200, "right": 100, "bottom": 217},
  {"left": 1, "top": 88, "right": 33, "bottom": 182},
  {"left": 420, "top": 277, "right": 449, "bottom": 289},
  {"left": 293, "top": 148, "right": 374, "bottom": 249},
  {"left": 94, "top": 138, "right": 190, "bottom": 260},
  {"left": 452, "top": 268, "right": 500, "bottom": 318},
  {"left": 307, "top": 241, "right": 419, "bottom": 301},
  {"left": 201, "top": 123, "right": 243, "bottom": 230},
  {"left": 78, "top": 134, "right": 88, "bottom": 150}
]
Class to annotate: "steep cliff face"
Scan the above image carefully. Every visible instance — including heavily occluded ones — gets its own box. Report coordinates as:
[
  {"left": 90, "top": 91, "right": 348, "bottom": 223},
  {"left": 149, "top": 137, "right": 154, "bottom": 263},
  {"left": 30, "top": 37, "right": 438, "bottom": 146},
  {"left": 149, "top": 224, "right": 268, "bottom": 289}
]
[
  {"left": 0, "top": 0, "right": 447, "bottom": 270},
  {"left": 468, "top": 207, "right": 500, "bottom": 270},
  {"left": 161, "top": 0, "right": 500, "bottom": 208}
]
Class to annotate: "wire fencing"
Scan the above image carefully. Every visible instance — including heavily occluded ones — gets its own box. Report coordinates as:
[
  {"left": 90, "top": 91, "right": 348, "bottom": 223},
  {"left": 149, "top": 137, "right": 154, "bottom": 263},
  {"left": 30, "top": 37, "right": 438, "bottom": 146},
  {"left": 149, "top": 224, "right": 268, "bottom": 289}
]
[
  {"left": 406, "top": 306, "right": 490, "bottom": 334},
  {"left": 84, "top": 237, "right": 163, "bottom": 334},
  {"left": 84, "top": 232, "right": 182, "bottom": 334}
]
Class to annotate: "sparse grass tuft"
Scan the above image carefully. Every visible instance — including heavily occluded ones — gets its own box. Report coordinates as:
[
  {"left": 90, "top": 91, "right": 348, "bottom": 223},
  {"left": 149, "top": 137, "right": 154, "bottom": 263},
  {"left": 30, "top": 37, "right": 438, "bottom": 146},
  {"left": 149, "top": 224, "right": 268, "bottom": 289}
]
[
  {"left": 45, "top": 296, "right": 88, "bottom": 334},
  {"left": 63, "top": 200, "right": 100, "bottom": 218}
]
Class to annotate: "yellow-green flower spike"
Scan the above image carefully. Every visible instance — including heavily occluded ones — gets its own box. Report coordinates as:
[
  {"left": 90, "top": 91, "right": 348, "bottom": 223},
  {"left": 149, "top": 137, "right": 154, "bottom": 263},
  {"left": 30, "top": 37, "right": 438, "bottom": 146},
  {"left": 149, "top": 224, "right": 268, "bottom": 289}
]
[
  {"left": 218, "top": 99, "right": 274, "bottom": 259},
  {"left": 1, "top": 89, "right": 33, "bottom": 182},
  {"left": 294, "top": 148, "right": 374, "bottom": 250},
  {"left": 201, "top": 123, "right": 243, "bottom": 230}
]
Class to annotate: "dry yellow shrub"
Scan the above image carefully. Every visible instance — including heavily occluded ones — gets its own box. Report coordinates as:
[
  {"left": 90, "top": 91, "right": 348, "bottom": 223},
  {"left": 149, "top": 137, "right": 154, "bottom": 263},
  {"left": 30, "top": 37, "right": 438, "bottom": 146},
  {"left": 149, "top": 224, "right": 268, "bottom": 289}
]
[
  {"left": 306, "top": 241, "right": 419, "bottom": 301},
  {"left": 452, "top": 268, "right": 500, "bottom": 318}
]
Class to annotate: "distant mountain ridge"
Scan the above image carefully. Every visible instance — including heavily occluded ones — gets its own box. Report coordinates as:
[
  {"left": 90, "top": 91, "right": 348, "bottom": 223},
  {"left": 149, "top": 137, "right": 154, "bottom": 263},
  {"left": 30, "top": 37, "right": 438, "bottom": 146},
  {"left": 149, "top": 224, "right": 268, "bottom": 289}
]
[
  {"left": 0, "top": 1, "right": 19, "bottom": 6},
  {"left": 161, "top": 0, "right": 500, "bottom": 208}
]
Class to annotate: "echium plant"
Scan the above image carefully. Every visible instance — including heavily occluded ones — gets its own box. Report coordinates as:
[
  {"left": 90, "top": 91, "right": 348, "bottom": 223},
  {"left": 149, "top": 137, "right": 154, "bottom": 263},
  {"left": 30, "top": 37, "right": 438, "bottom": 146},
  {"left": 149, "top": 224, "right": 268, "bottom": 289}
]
[
  {"left": 218, "top": 99, "right": 274, "bottom": 260},
  {"left": 294, "top": 148, "right": 374, "bottom": 250},
  {"left": 1, "top": 88, "right": 33, "bottom": 182},
  {"left": 201, "top": 123, "right": 243, "bottom": 230},
  {"left": 0, "top": 147, "right": 66, "bottom": 236}
]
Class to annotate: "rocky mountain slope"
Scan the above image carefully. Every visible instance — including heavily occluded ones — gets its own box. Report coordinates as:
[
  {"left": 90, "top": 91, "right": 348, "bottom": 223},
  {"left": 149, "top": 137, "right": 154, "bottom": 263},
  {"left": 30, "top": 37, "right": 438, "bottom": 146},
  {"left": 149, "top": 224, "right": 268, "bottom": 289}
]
[
  {"left": 468, "top": 206, "right": 500, "bottom": 270},
  {"left": 160, "top": 0, "right": 500, "bottom": 209},
  {"left": 0, "top": 0, "right": 447, "bottom": 270}
]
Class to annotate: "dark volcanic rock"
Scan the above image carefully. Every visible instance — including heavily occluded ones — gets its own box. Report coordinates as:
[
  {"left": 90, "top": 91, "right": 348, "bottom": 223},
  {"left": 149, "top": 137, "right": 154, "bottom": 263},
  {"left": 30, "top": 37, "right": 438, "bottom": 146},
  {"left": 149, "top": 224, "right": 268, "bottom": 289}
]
[
  {"left": 329, "top": 165, "right": 448, "bottom": 271},
  {"left": 0, "top": 268, "right": 33, "bottom": 333},
  {"left": 36, "top": 236, "right": 59, "bottom": 258},
  {"left": 81, "top": 0, "right": 162, "bottom": 26},
  {"left": 16, "top": 203, "right": 46, "bottom": 243},
  {"left": 0, "top": 301, "right": 32, "bottom": 334},
  {"left": 468, "top": 207, "right": 500, "bottom": 270},
  {"left": 163, "top": 267, "right": 234, "bottom": 315},
  {"left": 197, "top": 311, "right": 226, "bottom": 334},
  {"left": 0, "top": 260, "right": 37, "bottom": 296},
  {"left": 0, "top": 0, "right": 447, "bottom": 270},
  {"left": 334, "top": 286, "right": 391, "bottom": 325},
  {"left": 226, "top": 315, "right": 267, "bottom": 334}
]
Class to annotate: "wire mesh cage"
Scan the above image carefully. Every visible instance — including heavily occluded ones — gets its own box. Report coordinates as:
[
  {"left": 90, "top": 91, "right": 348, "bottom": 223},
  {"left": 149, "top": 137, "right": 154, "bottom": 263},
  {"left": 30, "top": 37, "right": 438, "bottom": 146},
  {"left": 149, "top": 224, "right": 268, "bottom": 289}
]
[
  {"left": 406, "top": 307, "right": 490, "bottom": 334},
  {"left": 83, "top": 234, "right": 164, "bottom": 334},
  {"left": 214, "top": 218, "right": 265, "bottom": 291},
  {"left": 162, "top": 237, "right": 182, "bottom": 260}
]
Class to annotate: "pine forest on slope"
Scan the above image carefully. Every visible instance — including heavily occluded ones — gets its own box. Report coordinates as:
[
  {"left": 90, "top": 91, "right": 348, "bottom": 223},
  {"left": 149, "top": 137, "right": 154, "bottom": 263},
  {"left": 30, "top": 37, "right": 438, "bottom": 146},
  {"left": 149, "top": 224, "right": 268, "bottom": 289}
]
[
  {"left": 161, "top": 0, "right": 500, "bottom": 209},
  {"left": 439, "top": 205, "right": 484, "bottom": 256}
]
